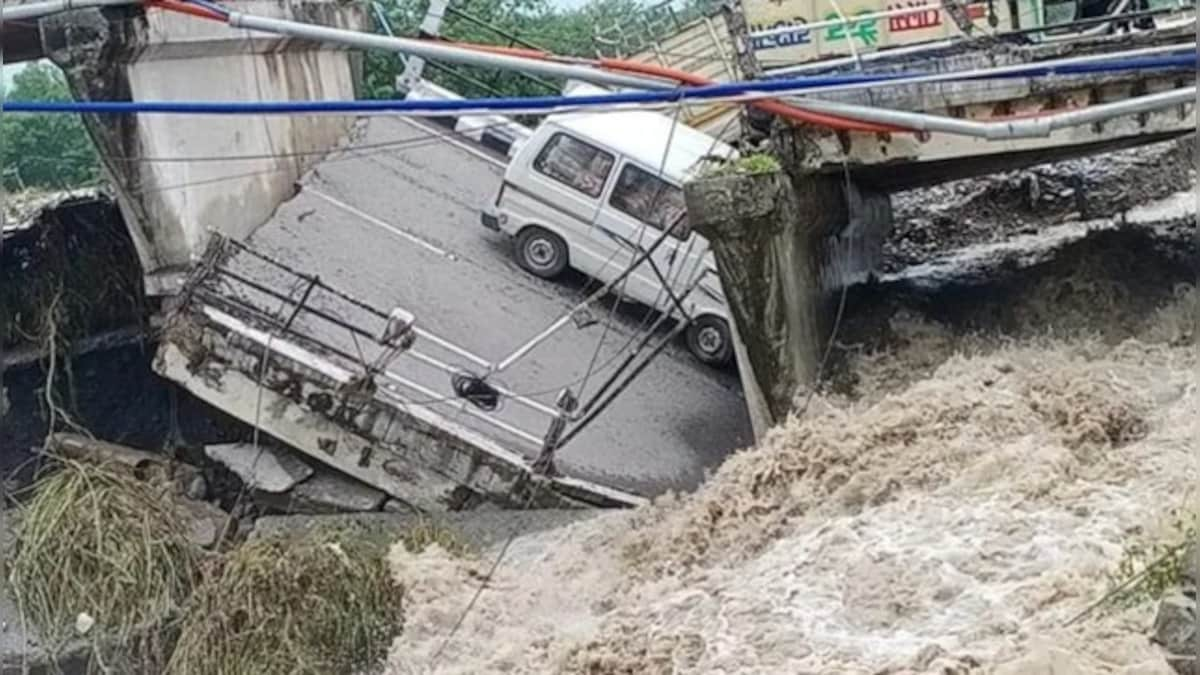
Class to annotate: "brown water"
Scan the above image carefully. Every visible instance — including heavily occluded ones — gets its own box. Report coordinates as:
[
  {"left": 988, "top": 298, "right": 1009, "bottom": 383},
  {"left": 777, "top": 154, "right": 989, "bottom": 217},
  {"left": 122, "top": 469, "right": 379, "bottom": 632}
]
[{"left": 385, "top": 211, "right": 1198, "bottom": 674}]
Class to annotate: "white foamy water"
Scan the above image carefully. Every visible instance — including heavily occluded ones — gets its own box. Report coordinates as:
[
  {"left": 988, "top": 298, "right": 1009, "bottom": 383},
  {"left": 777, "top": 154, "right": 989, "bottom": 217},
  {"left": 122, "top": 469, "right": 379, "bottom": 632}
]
[{"left": 387, "top": 288, "right": 1199, "bottom": 675}]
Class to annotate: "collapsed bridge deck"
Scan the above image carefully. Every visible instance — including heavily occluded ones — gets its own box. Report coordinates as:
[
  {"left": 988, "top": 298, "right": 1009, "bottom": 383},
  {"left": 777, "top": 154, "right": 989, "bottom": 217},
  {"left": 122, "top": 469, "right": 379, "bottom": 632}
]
[{"left": 157, "top": 236, "right": 646, "bottom": 510}]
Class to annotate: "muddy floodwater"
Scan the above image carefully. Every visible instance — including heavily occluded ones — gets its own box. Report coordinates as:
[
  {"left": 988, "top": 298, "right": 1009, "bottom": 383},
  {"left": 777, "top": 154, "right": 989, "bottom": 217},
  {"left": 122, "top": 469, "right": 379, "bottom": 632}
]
[{"left": 385, "top": 190, "right": 1199, "bottom": 674}]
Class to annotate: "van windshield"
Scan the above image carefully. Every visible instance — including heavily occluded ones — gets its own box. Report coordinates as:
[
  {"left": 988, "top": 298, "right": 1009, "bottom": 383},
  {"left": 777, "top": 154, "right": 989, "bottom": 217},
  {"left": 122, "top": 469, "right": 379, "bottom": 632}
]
[{"left": 609, "top": 163, "right": 689, "bottom": 238}]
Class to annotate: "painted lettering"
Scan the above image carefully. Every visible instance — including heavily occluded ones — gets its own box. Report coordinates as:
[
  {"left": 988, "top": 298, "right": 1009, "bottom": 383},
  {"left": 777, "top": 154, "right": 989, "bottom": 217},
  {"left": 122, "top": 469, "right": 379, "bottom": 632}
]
[
  {"left": 887, "top": 0, "right": 941, "bottom": 31},
  {"left": 751, "top": 18, "right": 812, "bottom": 49},
  {"left": 824, "top": 10, "right": 879, "bottom": 45}
]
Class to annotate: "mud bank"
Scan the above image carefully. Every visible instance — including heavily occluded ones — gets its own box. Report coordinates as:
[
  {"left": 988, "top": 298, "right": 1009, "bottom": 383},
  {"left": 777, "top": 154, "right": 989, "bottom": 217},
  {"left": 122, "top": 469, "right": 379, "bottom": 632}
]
[
  {"left": 886, "top": 138, "right": 1196, "bottom": 271},
  {"left": 0, "top": 343, "right": 248, "bottom": 491},
  {"left": 384, "top": 218, "right": 1199, "bottom": 674}
]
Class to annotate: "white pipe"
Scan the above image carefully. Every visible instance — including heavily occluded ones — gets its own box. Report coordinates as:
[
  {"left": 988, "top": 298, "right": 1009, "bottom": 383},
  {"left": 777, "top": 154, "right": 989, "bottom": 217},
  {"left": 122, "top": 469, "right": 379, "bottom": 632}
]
[
  {"left": 762, "top": 39, "right": 959, "bottom": 74},
  {"left": 227, "top": 11, "right": 676, "bottom": 91},
  {"left": 794, "top": 85, "right": 1195, "bottom": 138},
  {"left": 774, "top": 41, "right": 1195, "bottom": 98},
  {"left": 0, "top": 0, "right": 132, "bottom": 21}
]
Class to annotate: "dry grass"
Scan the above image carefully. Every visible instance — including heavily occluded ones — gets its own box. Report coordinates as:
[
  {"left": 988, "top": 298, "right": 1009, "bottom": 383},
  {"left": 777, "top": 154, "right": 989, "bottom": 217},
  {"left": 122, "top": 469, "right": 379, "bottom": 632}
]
[
  {"left": 5, "top": 460, "right": 201, "bottom": 659},
  {"left": 166, "top": 526, "right": 403, "bottom": 675},
  {"left": 397, "top": 518, "right": 475, "bottom": 558}
]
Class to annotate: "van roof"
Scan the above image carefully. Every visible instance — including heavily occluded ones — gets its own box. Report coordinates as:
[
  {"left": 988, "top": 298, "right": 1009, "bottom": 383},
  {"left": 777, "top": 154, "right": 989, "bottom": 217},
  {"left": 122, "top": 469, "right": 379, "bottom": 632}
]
[{"left": 545, "top": 109, "right": 735, "bottom": 182}]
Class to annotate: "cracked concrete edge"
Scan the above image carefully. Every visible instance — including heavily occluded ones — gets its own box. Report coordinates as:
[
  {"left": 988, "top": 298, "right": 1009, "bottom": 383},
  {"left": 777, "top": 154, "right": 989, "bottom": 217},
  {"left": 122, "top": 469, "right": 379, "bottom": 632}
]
[{"left": 249, "top": 508, "right": 599, "bottom": 554}]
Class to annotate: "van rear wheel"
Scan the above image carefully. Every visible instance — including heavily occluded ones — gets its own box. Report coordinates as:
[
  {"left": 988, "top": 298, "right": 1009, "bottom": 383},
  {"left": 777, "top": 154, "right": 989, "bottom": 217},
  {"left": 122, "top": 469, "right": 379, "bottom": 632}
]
[
  {"left": 687, "top": 315, "right": 733, "bottom": 368},
  {"left": 515, "top": 227, "right": 569, "bottom": 279}
]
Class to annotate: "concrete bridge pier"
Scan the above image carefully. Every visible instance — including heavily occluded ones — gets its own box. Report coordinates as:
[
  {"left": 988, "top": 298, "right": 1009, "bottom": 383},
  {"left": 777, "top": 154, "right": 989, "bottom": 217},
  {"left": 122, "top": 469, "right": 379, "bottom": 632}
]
[
  {"left": 37, "top": 0, "right": 368, "bottom": 296},
  {"left": 687, "top": 168, "right": 891, "bottom": 435}
]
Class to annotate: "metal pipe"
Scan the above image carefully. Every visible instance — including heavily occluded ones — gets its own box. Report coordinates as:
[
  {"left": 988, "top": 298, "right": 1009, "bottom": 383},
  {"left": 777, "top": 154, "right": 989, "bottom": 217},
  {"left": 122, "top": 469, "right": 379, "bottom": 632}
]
[
  {"left": 226, "top": 11, "right": 676, "bottom": 91},
  {"left": 795, "top": 85, "right": 1196, "bottom": 138},
  {"left": 0, "top": 0, "right": 132, "bottom": 21},
  {"left": 771, "top": 42, "right": 1194, "bottom": 96},
  {"left": 761, "top": 39, "right": 959, "bottom": 74}
]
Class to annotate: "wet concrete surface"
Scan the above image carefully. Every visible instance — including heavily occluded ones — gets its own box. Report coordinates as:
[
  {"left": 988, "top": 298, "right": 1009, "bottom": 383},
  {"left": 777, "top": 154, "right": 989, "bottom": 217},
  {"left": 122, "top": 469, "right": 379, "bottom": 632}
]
[{"left": 241, "top": 117, "right": 753, "bottom": 497}]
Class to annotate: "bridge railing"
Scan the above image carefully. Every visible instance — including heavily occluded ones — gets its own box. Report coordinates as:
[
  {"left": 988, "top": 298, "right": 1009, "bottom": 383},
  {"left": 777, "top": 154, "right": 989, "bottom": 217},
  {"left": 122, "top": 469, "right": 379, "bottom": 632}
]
[{"left": 185, "top": 235, "right": 559, "bottom": 452}]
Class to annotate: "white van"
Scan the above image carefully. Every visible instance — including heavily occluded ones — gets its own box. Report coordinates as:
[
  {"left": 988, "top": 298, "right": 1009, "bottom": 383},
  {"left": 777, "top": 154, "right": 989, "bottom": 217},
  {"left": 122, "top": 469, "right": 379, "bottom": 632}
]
[{"left": 481, "top": 108, "right": 737, "bottom": 367}]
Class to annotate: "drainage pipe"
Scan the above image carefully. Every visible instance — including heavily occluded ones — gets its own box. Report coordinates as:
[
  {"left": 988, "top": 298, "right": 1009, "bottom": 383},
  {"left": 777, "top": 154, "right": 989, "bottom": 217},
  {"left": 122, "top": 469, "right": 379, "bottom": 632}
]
[
  {"left": 224, "top": 11, "right": 676, "bottom": 92},
  {"left": 794, "top": 84, "right": 1195, "bottom": 138}
]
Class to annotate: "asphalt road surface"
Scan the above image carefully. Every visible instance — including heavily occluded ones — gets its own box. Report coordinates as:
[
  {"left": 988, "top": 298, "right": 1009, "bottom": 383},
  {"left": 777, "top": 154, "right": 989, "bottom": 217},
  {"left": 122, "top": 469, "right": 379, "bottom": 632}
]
[{"left": 241, "top": 116, "right": 752, "bottom": 497}]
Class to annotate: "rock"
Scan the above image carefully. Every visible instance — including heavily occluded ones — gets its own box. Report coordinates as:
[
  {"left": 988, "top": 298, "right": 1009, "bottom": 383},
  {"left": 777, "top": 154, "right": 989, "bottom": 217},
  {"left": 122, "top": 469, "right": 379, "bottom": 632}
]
[
  {"left": 205, "top": 443, "right": 314, "bottom": 494},
  {"left": 74, "top": 613, "right": 95, "bottom": 636},
  {"left": 183, "top": 474, "right": 208, "bottom": 501},
  {"left": 258, "top": 470, "right": 386, "bottom": 515},
  {"left": 48, "top": 433, "right": 164, "bottom": 475},
  {"left": 1153, "top": 590, "right": 1199, "bottom": 675},
  {"left": 178, "top": 498, "right": 235, "bottom": 549},
  {"left": 383, "top": 499, "right": 414, "bottom": 514}
]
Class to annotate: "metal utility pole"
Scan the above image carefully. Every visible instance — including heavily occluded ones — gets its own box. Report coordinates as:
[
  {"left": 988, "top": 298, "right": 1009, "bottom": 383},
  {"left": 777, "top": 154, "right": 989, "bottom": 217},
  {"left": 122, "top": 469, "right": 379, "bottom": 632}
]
[
  {"left": 0, "top": 8, "right": 8, "bottom": 420},
  {"left": 720, "top": 0, "right": 772, "bottom": 141},
  {"left": 400, "top": 0, "right": 449, "bottom": 93}
]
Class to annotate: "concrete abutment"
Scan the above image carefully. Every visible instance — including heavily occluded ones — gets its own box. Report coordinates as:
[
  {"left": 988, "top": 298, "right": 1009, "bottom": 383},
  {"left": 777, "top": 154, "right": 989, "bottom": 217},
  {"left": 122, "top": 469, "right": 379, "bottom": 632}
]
[
  {"left": 687, "top": 169, "right": 892, "bottom": 434},
  {"left": 40, "top": 0, "right": 367, "bottom": 296}
]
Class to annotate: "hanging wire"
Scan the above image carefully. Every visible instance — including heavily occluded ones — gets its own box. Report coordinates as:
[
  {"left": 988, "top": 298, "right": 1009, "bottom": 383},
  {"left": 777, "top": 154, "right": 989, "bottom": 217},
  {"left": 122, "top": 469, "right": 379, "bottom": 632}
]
[{"left": 425, "top": 96, "right": 690, "bottom": 671}]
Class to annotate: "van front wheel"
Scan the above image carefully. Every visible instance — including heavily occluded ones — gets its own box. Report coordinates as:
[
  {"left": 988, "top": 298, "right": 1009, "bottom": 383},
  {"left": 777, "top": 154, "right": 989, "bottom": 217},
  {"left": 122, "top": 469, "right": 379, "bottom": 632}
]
[
  {"left": 515, "top": 227, "right": 569, "bottom": 279},
  {"left": 687, "top": 315, "right": 733, "bottom": 368}
]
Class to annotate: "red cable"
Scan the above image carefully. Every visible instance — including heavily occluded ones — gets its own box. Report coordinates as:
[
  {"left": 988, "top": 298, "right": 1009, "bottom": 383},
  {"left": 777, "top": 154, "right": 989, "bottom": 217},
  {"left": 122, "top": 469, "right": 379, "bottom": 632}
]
[
  {"left": 145, "top": 0, "right": 225, "bottom": 21},
  {"left": 433, "top": 38, "right": 905, "bottom": 133},
  {"left": 598, "top": 57, "right": 906, "bottom": 134},
  {"left": 149, "top": 2, "right": 905, "bottom": 134}
]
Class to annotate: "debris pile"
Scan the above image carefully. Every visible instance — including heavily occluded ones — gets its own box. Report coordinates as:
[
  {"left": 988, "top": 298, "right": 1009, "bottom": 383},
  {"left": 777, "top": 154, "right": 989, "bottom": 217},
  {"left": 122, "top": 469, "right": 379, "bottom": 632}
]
[
  {"left": 3, "top": 445, "right": 409, "bottom": 673},
  {"left": 6, "top": 458, "right": 201, "bottom": 666},
  {"left": 167, "top": 527, "right": 402, "bottom": 675}
]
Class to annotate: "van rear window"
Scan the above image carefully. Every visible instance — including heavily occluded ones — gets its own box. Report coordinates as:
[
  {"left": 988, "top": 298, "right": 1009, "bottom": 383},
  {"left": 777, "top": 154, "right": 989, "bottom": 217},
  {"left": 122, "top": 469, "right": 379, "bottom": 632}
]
[
  {"left": 533, "top": 133, "right": 615, "bottom": 198},
  {"left": 609, "top": 163, "right": 688, "bottom": 238}
]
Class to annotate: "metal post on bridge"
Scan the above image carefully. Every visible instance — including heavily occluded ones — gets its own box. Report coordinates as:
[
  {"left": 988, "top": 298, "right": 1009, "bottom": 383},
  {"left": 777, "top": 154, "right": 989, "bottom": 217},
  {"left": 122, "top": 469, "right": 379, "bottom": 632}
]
[
  {"left": 400, "top": 0, "right": 449, "bottom": 92},
  {"left": 531, "top": 388, "right": 577, "bottom": 477}
]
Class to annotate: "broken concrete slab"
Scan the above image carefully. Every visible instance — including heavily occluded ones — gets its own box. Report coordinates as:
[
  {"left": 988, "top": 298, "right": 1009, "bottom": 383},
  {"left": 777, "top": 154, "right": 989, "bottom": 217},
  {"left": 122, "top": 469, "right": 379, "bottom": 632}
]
[
  {"left": 205, "top": 443, "right": 313, "bottom": 494},
  {"left": 48, "top": 432, "right": 164, "bottom": 475},
  {"left": 47, "top": 433, "right": 207, "bottom": 500},
  {"left": 255, "top": 469, "right": 387, "bottom": 515}
]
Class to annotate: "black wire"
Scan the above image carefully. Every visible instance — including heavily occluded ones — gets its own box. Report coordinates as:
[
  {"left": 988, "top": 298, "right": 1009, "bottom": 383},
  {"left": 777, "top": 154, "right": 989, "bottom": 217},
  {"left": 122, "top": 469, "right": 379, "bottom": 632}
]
[{"left": 14, "top": 117, "right": 512, "bottom": 174}]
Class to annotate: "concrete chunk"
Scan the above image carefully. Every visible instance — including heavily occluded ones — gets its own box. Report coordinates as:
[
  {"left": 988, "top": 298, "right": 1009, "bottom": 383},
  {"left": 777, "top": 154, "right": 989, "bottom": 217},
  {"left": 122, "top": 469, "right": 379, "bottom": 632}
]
[
  {"left": 289, "top": 471, "right": 388, "bottom": 513},
  {"left": 205, "top": 443, "right": 314, "bottom": 494}
]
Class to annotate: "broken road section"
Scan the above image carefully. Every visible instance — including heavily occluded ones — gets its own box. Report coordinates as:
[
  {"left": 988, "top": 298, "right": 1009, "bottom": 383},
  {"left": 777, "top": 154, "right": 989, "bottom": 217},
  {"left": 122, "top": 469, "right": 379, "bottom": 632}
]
[{"left": 154, "top": 236, "right": 644, "bottom": 512}]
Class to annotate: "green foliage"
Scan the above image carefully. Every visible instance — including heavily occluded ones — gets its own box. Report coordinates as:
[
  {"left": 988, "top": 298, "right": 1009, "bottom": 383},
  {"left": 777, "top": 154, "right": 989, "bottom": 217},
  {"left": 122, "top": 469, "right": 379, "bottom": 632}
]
[
  {"left": 362, "top": 0, "right": 715, "bottom": 100},
  {"left": 1105, "top": 508, "right": 1200, "bottom": 609},
  {"left": 698, "top": 152, "right": 781, "bottom": 178},
  {"left": 1, "top": 63, "right": 100, "bottom": 191}
]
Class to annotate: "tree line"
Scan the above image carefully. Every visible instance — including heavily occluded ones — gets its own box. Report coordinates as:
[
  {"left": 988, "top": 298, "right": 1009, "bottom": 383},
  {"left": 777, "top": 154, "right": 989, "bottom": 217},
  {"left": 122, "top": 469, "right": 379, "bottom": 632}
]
[{"left": 2, "top": 0, "right": 710, "bottom": 192}]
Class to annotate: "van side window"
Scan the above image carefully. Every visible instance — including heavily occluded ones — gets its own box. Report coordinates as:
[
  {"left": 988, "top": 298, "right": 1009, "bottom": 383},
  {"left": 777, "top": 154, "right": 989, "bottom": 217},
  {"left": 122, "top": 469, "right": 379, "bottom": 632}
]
[
  {"left": 609, "top": 163, "right": 689, "bottom": 238},
  {"left": 533, "top": 133, "right": 615, "bottom": 198}
]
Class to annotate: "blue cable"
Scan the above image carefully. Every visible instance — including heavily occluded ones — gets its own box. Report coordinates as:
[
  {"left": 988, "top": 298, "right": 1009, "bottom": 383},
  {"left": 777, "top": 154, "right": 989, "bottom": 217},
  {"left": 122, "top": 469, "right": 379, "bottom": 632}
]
[{"left": 2, "top": 52, "right": 1192, "bottom": 115}]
